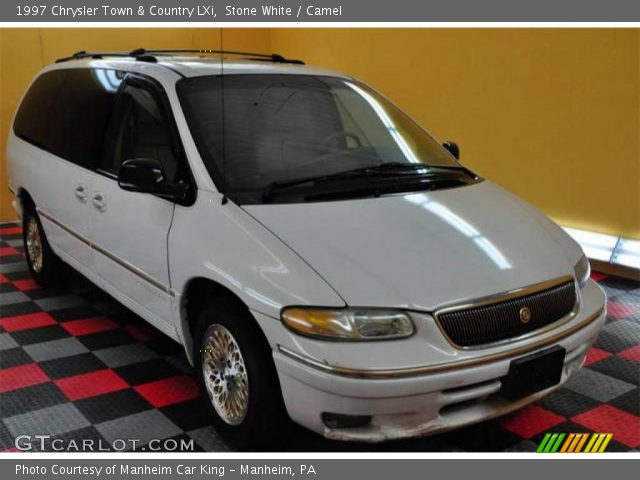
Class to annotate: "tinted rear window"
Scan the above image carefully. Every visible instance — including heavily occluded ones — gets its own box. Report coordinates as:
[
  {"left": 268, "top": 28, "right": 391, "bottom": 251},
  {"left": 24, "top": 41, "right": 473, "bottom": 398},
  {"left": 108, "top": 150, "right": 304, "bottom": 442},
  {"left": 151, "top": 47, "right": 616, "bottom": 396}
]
[
  {"left": 13, "top": 71, "right": 65, "bottom": 150},
  {"left": 13, "top": 69, "right": 122, "bottom": 169}
]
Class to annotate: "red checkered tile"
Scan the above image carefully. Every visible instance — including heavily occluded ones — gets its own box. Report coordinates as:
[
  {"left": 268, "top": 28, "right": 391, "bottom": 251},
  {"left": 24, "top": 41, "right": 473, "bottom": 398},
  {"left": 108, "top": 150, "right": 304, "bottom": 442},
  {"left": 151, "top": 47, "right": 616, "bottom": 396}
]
[
  {"left": 0, "top": 312, "right": 56, "bottom": 332},
  {"left": 0, "top": 226, "right": 22, "bottom": 236},
  {"left": 54, "top": 369, "right": 129, "bottom": 401},
  {"left": 606, "top": 300, "right": 639, "bottom": 319},
  {"left": 0, "top": 246, "right": 19, "bottom": 257},
  {"left": 134, "top": 375, "right": 200, "bottom": 408},
  {"left": 500, "top": 404, "right": 565, "bottom": 439},
  {"left": 590, "top": 272, "right": 608, "bottom": 282},
  {"left": 13, "top": 279, "right": 40, "bottom": 292},
  {"left": 618, "top": 345, "right": 640, "bottom": 363},
  {"left": 572, "top": 405, "right": 640, "bottom": 447},
  {"left": 61, "top": 317, "right": 119, "bottom": 336},
  {"left": 584, "top": 347, "right": 612, "bottom": 367},
  {"left": 0, "top": 363, "right": 49, "bottom": 393}
]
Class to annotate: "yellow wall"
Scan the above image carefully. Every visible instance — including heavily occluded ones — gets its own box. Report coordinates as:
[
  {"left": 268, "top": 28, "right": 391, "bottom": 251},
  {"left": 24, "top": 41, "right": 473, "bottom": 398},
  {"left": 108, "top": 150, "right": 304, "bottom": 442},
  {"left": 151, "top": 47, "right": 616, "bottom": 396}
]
[
  {"left": 1, "top": 28, "right": 638, "bottom": 240},
  {"left": 272, "top": 29, "right": 640, "bottom": 239}
]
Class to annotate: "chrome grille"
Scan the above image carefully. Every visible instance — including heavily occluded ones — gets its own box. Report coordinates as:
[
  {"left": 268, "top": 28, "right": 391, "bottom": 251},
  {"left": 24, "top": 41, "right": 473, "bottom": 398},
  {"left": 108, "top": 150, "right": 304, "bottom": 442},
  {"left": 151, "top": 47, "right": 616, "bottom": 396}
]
[{"left": 436, "top": 280, "right": 577, "bottom": 347}]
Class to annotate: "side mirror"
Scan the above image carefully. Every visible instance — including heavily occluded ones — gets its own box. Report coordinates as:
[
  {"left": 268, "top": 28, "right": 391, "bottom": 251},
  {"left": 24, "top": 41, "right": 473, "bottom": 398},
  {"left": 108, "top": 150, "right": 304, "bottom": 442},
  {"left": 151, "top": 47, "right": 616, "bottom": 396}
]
[
  {"left": 442, "top": 141, "right": 460, "bottom": 160},
  {"left": 118, "top": 158, "right": 187, "bottom": 200}
]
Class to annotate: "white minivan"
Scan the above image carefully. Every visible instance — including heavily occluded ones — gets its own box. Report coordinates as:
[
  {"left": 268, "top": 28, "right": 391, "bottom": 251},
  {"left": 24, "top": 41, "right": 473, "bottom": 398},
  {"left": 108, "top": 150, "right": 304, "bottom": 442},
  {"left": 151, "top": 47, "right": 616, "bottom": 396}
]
[{"left": 7, "top": 50, "right": 606, "bottom": 448}]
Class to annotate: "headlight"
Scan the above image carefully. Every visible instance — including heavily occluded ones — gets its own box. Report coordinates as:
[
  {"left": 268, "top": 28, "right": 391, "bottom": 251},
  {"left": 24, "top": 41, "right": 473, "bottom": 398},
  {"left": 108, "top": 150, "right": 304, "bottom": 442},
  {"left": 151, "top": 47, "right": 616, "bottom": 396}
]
[
  {"left": 281, "top": 308, "right": 414, "bottom": 341},
  {"left": 574, "top": 254, "right": 591, "bottom": 289}
]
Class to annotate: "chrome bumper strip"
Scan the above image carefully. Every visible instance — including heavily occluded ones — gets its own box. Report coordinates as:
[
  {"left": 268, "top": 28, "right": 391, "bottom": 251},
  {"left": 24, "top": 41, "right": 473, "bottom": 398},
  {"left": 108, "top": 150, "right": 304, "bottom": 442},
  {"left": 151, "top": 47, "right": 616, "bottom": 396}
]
[{"left": 277, "top": 305, "right": 605, "bottom": 379}]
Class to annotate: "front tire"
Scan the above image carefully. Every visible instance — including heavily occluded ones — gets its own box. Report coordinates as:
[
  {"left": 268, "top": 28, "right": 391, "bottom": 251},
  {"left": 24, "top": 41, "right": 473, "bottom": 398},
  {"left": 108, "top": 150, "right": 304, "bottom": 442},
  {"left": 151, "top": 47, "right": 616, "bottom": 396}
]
[
  {"left": 22, "top": 205, "right": 68, "bottom": 287},
  {"left": 194, "top": 297, "right": 288, "bottom": 450}
]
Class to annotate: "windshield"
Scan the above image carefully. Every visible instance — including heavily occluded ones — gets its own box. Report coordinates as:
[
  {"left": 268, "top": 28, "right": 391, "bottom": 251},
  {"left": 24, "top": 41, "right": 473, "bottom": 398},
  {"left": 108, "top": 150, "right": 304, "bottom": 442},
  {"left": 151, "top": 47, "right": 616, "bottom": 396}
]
[{"left": 177, "top": 74, "right": 470, "bottom": 203}]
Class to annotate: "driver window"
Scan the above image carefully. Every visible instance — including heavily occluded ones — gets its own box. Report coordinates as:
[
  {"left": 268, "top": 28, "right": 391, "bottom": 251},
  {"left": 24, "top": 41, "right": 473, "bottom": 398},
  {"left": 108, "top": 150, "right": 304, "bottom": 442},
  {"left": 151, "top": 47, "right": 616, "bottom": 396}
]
[{"left": 102, "top": 84, "right": 180, "bottom": 182}]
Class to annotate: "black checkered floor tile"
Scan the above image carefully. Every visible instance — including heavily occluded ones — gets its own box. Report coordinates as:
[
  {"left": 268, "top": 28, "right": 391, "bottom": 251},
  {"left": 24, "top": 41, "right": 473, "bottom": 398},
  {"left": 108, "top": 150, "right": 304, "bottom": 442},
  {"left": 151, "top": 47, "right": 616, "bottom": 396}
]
[{"left": 1, "top": 223, "right": 638, "bottom": 452}]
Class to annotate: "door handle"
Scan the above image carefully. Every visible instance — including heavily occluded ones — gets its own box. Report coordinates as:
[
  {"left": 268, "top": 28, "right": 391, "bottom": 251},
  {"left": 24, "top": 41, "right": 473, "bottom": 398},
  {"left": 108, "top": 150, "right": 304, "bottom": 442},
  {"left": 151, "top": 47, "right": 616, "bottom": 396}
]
[
  {"left": 74, "top": 185, "right": 88, "bottom": 203},
  {"left": 92, "top": 193, "right": 107, "bottom": 212}
]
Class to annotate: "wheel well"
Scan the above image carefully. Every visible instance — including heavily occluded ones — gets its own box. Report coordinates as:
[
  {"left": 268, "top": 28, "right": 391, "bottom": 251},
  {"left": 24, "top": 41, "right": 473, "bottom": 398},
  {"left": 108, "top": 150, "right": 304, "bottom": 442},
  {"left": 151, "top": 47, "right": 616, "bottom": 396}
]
[
  {"left": 181, "top": 277, "right": 266, "bottom": 364},
  {"left": 182, "top": 277, "right": 288, "bottom": 434}
]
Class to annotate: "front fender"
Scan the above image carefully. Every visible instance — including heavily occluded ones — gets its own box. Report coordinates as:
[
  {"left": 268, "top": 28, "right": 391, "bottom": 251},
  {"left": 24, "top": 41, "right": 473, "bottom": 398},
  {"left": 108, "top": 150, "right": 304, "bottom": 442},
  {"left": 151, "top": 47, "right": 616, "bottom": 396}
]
[{"left": 169, "top": 190, "right": 346, "bottom": 352}]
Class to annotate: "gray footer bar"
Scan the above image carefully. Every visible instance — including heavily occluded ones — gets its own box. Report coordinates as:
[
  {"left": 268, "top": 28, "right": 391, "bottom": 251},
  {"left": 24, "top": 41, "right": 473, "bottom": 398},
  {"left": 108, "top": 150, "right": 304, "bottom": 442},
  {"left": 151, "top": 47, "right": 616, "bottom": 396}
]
[{"left": 2, "top": 459, "right": 638, "bottom": 480}]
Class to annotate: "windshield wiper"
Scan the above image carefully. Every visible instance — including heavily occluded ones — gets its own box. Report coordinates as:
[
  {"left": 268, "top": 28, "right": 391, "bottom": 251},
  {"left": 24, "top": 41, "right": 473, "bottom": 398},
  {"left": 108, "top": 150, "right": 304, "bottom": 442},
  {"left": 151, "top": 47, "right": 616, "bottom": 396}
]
[
  {"left": 262, "top": 167, "right": 370, "bottom": 202},
  {"left": 262, "top": 163, "right": 431, "bottom": 201},
  {"left": 369, "top": 162, "right": 457, "bottom": 171},
  {"left": 371, "top": 162, "right": 476, "bottom": 181},
  {"left": 262, "top": 162, "right": 471, "bottom": 202}
]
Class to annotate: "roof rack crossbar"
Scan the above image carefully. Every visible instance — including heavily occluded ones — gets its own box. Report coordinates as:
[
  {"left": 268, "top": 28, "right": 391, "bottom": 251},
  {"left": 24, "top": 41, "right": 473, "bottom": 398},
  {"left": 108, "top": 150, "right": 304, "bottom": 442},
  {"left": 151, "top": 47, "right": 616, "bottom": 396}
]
[
  {"left": 55, "top": 51, "right": 143, "bottom": 63},
  {"left": 131, "top": 49, "right": 305, "bottom": 65},
  {"left": 55, "top": 49, "right": 304, "bottom": 65}
]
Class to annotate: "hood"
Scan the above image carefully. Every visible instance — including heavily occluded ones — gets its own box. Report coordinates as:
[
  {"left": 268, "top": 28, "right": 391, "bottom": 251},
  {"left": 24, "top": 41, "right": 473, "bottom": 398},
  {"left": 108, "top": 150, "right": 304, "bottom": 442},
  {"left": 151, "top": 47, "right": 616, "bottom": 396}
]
[{"left": 243, "top": 181, "right": 579, "bottom": 311}]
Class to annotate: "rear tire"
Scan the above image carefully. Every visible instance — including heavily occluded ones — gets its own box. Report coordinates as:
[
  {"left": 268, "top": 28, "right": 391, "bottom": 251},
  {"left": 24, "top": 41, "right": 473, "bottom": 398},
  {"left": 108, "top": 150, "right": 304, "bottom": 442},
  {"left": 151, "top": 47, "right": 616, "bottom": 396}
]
[
  {"left": 193, "top": 296, "right": 289, "bottom": 450},
  {"left": 22, "top": 205, "right": 68, "bottom": 287}
]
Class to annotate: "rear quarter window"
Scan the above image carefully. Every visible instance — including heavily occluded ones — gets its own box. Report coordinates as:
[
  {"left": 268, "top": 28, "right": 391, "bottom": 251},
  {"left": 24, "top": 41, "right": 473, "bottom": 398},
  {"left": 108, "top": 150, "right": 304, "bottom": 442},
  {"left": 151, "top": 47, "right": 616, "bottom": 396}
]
[
  {"left": 13, "top": 68, "right": 122, "bottom": 170},
  {"left": 13, "top": 70, "right": 65, "bottom": 150}
]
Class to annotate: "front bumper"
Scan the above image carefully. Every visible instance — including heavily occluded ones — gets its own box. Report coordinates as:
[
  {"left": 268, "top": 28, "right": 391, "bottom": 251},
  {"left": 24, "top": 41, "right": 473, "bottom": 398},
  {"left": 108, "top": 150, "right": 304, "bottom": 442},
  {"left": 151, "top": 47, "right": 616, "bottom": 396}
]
[{"left": 257, "top": 280, "right": 606, "bottom": 442}]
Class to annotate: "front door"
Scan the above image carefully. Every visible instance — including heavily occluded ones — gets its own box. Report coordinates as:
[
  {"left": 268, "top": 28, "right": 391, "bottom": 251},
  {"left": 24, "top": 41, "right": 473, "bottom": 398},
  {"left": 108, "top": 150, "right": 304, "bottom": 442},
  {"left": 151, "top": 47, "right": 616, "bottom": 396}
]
[{"left": 91, "top": 73, "right": 189, "bottom": 336}]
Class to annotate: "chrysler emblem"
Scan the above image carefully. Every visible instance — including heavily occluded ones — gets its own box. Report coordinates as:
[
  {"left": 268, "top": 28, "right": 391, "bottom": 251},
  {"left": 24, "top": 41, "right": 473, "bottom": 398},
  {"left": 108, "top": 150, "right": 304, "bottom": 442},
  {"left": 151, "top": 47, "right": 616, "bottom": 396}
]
[{"left": 519, "top": 307, "right": 532, "bottom": 324}]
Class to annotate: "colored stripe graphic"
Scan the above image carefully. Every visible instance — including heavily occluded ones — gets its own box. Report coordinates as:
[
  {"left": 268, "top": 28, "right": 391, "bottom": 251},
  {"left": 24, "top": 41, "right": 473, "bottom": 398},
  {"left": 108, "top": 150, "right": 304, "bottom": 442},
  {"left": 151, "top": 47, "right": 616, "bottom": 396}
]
[
  {"left": 584, "top": 433, "right": 599, "bottom": 453},
  {"left": 574, "top": 433, "right": 589, "bottom": 453},
  {"left": 585, "top": 433, "right": 613, "bottom": 453},
  {"left": 567, "top": 434, "right": 583, "bottom": 453},
  {"left": 597, "top": 434, "right": 613, "bottom": 453},
  {"left": 537, "top": 433, "right": 552, "bottom": 453},
  {"left": 592, "top": 434, "right": 606, "bottom": 452},
  {"left": 539, "top": 433, "right": 613, "bottom": 453},
  {"left": 544, "top": 433, "right": 559, "bottom": 453},
  {"left": 550, "top": 433, "right": 565, "bottom": 453},
  {"left": 559, "top": 433, "right": 575, "bottom": 453}
]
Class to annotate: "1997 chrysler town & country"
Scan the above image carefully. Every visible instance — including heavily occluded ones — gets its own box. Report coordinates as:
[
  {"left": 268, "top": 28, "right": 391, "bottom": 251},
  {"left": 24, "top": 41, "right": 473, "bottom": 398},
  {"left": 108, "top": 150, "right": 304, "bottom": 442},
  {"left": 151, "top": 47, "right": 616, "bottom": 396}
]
[{"left": 6, "top": 49, "right": 606, "bottom": 448}]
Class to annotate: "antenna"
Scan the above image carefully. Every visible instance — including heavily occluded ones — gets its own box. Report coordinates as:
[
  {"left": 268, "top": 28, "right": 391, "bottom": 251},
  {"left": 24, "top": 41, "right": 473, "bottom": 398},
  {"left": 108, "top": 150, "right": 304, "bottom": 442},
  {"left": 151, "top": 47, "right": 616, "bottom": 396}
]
[{"left": 219, "top": 32, "right": 228, "bottom": 204}]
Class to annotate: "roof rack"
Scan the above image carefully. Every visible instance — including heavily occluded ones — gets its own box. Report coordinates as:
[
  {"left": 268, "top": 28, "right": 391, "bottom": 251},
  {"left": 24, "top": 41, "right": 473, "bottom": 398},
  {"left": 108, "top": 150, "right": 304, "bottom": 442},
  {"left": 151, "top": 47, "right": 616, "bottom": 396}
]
[
  {"left": 55, "top": 48, "right": 305, "bottom": 65},
  {"left": 131, "top": 48, "right": 305, "bottom": 65},
  {"left": 55, "top": 51, "right": 144, "bottom": 63}
]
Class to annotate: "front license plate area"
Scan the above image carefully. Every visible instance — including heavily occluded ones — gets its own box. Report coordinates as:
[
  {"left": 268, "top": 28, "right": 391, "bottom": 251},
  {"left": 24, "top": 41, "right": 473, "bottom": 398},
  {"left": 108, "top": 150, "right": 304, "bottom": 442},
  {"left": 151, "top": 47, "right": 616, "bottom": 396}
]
[{"left": 500, "top": 346, "right": 565, "bottom": 400}]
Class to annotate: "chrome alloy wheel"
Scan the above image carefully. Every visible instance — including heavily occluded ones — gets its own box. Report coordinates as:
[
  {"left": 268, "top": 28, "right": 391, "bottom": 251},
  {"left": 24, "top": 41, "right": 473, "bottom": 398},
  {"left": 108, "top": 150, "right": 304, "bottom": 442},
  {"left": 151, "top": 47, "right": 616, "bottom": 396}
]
[
  {"left": 26, "top": 217, "right": 43, "bottom": 273},
  {"left": 201, "top": 324, "right": 250, "bottom": 426}
]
